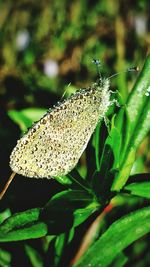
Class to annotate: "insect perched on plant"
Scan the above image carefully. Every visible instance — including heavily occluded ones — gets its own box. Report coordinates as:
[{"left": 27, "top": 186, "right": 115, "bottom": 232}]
[{"left": 0, "top": 60, "right": 137, "bottom": 200}]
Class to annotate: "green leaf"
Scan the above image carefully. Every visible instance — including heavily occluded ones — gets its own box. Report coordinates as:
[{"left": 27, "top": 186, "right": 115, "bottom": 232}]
[
  {"left": 54, "top": 233, "right": 68, "bottom": 266},
  {"left": 0, "top": 248, "right": 11, "bottom": 267},
  {"left": 125, "top": 182, "right": 150, "bottom": 199},
  {"left": 103, "top": 126, "right": 122, "bottom": 170},
  {"left": 8, "top": 108, "right": 47, "bottom": 132},
  {"left": 111, "top": 252, "right": 128, "bottom": 267},
  {"left": 74, "top": 206, "right": 150, "bottom": 267},
  {"left": 112, "top": 54, "right": 150, "bottom": 191},
  {"left": 55, "top": 175, "right": 73, "bottom": 185},
  {"left": 25, "top": 245, "right": 43, "bottom": 267},
  {"left": 0, "top": 222, "right": 47, "bottom": 242},
  {"left": 0, "top": 209, "right": 11, "bottom": 224},
  {"left": 126, "top": 55, "right": 150, "bottom": 136},
  {"left": 130, "top": 156, "right": 145, "bottom": 175},
  {"left": 92, "top": 125, "right": 122, "bottom": 199},
  {"left": 92, "top": 121, "right": 102, "bottom": 170},
  {"left": 129, "top": 97, "right": 150, "bottom": 149},
  {"left": 0, "top": 208, "right": 48, "bottom": 242},
  {"left": 53, "top": 229, "right": 75, "bottom": 266},
  {"left": 114, "top": 107, "right": 130, "bottom": 161},
  {"left": 0, "top": 208, "right": 40, "bottom": 232},
  {"left": 112, "top": 147, "right": 136, "bottom": 192},
  {"left": 0, "top": 190, "right": 98, "bottom": 242}
]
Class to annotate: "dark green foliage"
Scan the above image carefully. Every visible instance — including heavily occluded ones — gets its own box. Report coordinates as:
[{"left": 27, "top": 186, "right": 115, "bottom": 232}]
[{"left": 0, "top": 1, "right": 150, "bottom": 267}]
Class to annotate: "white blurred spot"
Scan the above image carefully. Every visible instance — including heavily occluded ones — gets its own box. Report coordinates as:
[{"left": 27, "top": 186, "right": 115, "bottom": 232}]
[
  {"left": 145, "top": 86, "right": 150, "bottom": 96},
  {"left": 43, "top": 59, "right": 59, "bottom": 77},
  {"left": 16, "top": 30, "right": 30, "bottom": 51},
  {"left": 147, "top": 86, "right": 150, "bottom": 92},
  {"left": 134, "top": 14, "right": 147, "bottom": 37}
]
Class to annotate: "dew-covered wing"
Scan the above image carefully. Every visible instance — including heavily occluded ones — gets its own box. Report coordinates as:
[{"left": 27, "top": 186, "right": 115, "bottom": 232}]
[{"left": 10, "top": 80, "right": 110, "bottom": 178}]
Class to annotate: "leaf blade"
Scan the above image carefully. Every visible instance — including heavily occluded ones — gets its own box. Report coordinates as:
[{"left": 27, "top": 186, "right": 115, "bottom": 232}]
[{"left": 74, "top": 206, "right": 150, "bottom": 267}]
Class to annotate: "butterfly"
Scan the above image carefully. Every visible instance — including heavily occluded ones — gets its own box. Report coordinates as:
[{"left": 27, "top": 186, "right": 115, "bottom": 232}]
[{"left": 9, "top": 77, "right": 111, "bottom": 179}]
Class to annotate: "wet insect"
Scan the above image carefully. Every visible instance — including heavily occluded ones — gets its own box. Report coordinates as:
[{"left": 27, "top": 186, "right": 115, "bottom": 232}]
[
  {"left": 0, "top": 61, "right": 137, "bottom": 200},
  {"left": 10, "top": 76, "right": 111, "bottom": 178}
]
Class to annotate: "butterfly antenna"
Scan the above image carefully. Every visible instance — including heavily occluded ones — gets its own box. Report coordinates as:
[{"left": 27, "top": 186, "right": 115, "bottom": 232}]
[
  {"left": 108, "top": 66, "right": 139, "bottom": 79},
  {"left": 92, "top": 59, "right": 102, "bottom": 81},
  {"left": 0, "top": 171, "right": 16, "bottom": 200}
]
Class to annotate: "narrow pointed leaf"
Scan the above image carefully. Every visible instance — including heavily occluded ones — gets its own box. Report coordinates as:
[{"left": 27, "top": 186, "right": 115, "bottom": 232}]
[{"left": 74, "top": 206, "right": 150, "bottom": 267}]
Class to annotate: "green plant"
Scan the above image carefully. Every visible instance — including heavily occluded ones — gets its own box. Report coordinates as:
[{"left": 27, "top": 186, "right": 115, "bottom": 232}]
[{"left": 0, "top": 54, "right": 150, "bottom": 267}]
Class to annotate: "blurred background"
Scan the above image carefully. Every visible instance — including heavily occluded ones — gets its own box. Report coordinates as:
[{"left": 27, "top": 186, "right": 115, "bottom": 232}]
[{"left": 0, "top": 0, "right": 150, "bottom": 266}]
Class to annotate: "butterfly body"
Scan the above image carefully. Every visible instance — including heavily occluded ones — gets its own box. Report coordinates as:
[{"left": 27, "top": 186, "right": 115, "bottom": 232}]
[{"left": 10, "top": 78, "right": 111, "bottom": 178}]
